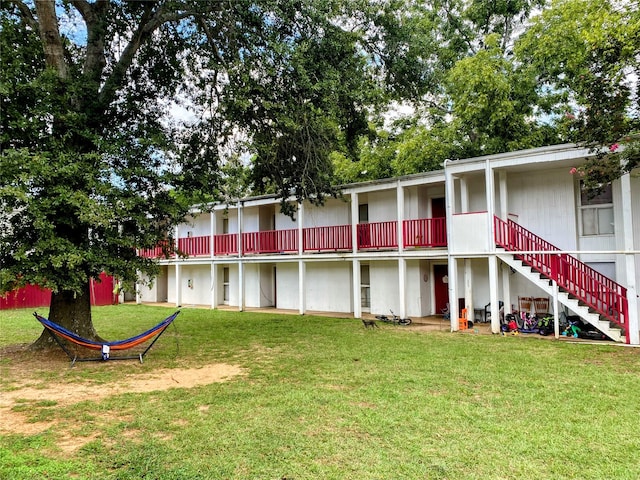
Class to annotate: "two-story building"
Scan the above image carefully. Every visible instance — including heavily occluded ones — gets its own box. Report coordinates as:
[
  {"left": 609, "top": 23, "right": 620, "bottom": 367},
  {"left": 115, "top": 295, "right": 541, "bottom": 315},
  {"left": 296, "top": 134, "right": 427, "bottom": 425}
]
[{"left": 136, "top": 144, "right": 640, "bottom": 344}]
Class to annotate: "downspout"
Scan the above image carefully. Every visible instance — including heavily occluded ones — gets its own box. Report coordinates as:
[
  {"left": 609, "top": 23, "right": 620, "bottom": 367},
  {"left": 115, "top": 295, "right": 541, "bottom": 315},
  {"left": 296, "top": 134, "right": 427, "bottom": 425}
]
[{"left": 620, "top": 170, "right": 639, "bottom": 344}]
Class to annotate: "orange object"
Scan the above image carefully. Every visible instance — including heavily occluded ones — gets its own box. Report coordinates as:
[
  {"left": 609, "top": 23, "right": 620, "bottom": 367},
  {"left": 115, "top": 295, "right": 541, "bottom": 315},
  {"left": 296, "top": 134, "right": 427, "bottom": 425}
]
[{"left": 459, "top": 308, "right": 469, "bottom": 330}]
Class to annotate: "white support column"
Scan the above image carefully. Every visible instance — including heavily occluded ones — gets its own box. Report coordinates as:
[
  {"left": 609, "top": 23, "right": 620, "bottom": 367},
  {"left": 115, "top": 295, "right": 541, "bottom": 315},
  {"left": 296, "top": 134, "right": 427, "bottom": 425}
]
[
  {"left": 353, "top": 259, "right": 362, "bottom": 318},
  {"left": 464, "top": 258, "right": 473, "bottom": 320},
  {"left": 502, "top": 263, "right": 512, "bottom": 310},
  {"left": 210, "top": 211, "right": 217, "bottom": 308},
  {"left": 238, "top": 262, "right": 244, "bottom": 312},
  {"left": 499, "top": 171, "right": 511, "bottom": 318},
  {"left": 210, "top": 263, "right": 217, "bottom": 309},
  {"left": 460, "top": 177, "right": 469, "bottom": 213},
  {"left": 397, "top": 181, "right": 407, "bottom": 322},
  {"left": 298, "top": 202, "right": 304, "bottom": 255},
  {"left": 399, "top": 257, "right": 407, "bottom": 318},
  {"left": 486, "top": 159, "right": 500, "bottom": 334},
  {"left": 620, "top": 172, "right": 639, "bottom": 345},
  {"left": 238, "top": 202, "right": 244, "bottom": 312},
  {"left": 552, "top": 281, "right": 560, "bottom": 339},
  {"left": 175, "top": 264, "right": 182, "bottom": 308},
  {"left": 351, "top": 192, "right": 359, "bottom": 254},
  {"left": 459, "top": 177, "right": 473, "bottom": 318},
  {"left": 448, "top": 257, "right": 459, "bottom": 331},
  {"left": 135, "top": 272, "right": 142, "bottom": 304},
  {"left": 210, "top": 211, "right": 216, "bottom": 259},
  {"left": 238, "top": 202, "right": 243, "bottom": 257},
  {"left": 444, "top": 160, "right": 458, "bottom": 329},
  {"left": 488, "top": 255, "right": 499, "bottom": 334},
  {"left": 499, "top": 170, "right": 508, "bottom": 220},
  {"left": 298, "top": 260, "right": 306, "bottom": 315},
  {"left": 397, "top": 182, "right": 405, "bottom": 252}
]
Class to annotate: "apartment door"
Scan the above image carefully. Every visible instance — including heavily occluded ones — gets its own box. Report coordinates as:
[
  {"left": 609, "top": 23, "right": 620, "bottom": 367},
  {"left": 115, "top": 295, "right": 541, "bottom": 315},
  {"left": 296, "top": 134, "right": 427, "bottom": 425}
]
[
  {"left": 432, "top": 197, "right": 445, "bottom": 218},
  {"left": 433, "top": 264, "right": 449, "bottom": 315}
]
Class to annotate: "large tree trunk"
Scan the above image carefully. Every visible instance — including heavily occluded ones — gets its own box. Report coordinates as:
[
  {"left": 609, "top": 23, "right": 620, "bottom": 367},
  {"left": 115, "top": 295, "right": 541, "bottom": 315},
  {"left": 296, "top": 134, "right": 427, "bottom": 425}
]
[
  {"left": 34, "top": 0, "right": 68, "bottom": 79},
  {"left": 31, "top": 280, "right": 103, "bottom": 350}
]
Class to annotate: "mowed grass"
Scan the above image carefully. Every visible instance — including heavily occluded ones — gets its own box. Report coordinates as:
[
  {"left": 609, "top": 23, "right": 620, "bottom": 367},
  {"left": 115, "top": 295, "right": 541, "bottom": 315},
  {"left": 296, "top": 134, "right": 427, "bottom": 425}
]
[{"left": 1, "top": 304, "right": 639, "bottom": 479}]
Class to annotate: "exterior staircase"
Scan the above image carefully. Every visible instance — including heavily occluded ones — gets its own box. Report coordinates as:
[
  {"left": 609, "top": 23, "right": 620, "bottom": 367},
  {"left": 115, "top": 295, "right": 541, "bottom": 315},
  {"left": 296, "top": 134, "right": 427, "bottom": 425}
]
[
  {"left": 494, "top": 217, "right": 629, "bottom": 343},
  {"left": 496, "top": 252, "right": 624, "bottom": 342}
]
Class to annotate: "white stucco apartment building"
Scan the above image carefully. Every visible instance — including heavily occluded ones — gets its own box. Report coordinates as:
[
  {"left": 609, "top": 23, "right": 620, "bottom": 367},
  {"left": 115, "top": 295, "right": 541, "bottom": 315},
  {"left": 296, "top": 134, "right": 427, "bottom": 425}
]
[{"left": 136, "top": 144, "right": 640, "bottom": 344}]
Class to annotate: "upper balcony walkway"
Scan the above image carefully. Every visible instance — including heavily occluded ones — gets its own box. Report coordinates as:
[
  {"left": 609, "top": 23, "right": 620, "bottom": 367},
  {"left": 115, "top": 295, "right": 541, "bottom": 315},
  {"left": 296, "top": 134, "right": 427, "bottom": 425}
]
[{"left": 139, "top": 217, "right": 447, "bottom": 258}]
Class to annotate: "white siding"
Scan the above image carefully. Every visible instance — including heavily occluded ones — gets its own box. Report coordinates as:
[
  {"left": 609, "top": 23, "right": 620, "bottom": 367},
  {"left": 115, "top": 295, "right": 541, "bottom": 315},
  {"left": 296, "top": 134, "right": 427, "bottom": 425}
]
[
  {"left": 467, "top": 173, "right": 488, "bottom": 212},
  {"left": 181, "top": 265, "right": 211, "bottom": 305},
  {"left": 244, "top": 263, "right": 261, "bottom": 307},
  {"left": 305, "top": 262, "right": 352, "bottom": 313},
  {"left": 406, "top": 260, "right": 430, "bottom": 317},
  {"left": 137, "top": 268, "right": 168, "bottom": 303},
  {"left": 369, "top": 261, "right": 399, "bottom": 315},
  {"left": 303, "top": 198, "right": 351, "bottom": 227},
  {"left": 181, "top": 214, "right": 210, "bottom": 237},
  {"left": 242, "top": 207, "right": 260, "bottom": 232},
  {"left": 367, "top": 189, "right": 397, "bottom": 222},
  {"left": 275, "top": 263, "right": 299, "bottom": 309},
  {"left": 507, "top": 167, "right": 577, "bottom": 250}
]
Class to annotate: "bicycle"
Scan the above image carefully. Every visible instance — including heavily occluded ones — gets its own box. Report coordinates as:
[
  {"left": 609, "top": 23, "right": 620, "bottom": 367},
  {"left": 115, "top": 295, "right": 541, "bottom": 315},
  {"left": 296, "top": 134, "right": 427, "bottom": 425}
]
[{"left": 375, "top": 310, "right": 412, "bottom": 325}]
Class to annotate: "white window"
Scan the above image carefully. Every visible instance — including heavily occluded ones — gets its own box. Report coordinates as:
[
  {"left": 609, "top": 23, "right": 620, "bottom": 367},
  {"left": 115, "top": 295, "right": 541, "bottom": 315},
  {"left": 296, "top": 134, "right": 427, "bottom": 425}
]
[
  {"left": 579, "top": 182, "right": 614, "bottom": 236},
  {"left": 360, "top": 264, "right": 370, "bottom": 310},
  {"left": 223, "top": 267, "right": 230, "bottom": 304},
  {"left": 359, "top": 203, "right": 369, "bottom": 223}
]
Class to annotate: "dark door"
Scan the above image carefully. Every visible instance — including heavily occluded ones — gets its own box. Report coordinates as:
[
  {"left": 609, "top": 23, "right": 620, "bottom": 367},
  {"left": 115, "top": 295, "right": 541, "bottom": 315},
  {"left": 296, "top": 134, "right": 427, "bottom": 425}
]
[
  {"left": 432, "top": 197, "right": 445, "bottom": 218},
  {"left": 431, "top": 198, "right": 446, "bottom": 245},
  {"left": 433, "top": 264, "right": 449, "bottom": 315}
]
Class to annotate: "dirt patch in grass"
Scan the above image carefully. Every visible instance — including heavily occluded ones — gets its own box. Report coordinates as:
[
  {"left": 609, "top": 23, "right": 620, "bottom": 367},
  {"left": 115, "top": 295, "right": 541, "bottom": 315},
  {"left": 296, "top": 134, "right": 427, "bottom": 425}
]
[{"left": 0, "top": 344, "right": 246, "bottom": 451}]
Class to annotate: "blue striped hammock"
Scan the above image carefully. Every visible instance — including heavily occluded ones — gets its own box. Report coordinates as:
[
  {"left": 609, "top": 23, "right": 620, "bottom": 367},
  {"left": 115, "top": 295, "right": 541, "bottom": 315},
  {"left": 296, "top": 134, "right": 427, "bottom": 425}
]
[{"left": 34, "top": 311, "right": 180, "bottom": 366}]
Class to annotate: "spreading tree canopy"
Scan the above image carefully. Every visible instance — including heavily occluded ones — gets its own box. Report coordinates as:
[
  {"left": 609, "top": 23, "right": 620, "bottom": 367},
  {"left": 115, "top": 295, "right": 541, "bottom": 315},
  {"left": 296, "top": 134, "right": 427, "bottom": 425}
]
[
  {"left": 0, "top": 0, "right": 424, "bottom": 346},
  {"left": 335, "top": 0, "right": 639, "bottom": 185},
  {"left": 516, "top": 0, "right": 640, "bottom": 191}
]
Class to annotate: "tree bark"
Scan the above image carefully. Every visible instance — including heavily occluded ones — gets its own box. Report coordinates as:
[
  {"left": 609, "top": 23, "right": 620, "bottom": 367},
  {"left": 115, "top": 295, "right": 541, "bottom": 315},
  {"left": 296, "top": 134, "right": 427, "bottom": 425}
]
[
  {"left": 31, "top": 280, "right": 103, "bottom": 350},
  {"left": 34, "top": 0, "right": 68, "bottom": 79}
]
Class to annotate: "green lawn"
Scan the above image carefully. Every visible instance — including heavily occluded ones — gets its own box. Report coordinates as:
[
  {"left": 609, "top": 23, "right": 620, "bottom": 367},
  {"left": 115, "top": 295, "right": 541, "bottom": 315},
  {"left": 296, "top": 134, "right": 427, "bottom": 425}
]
[{"left": 1, "top": 305, "right": 639, "bottom": 479}]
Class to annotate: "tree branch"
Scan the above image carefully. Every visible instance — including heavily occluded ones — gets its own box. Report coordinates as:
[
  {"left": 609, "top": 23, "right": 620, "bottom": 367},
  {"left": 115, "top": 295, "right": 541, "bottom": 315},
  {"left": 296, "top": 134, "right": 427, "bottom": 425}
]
[
  {"left": 67, "top": 0, "right": 92, "bottom": 21},
  {"left": 98, "top": 2, "right": 166, "bottom": 107},
  {"left": 34, "top": 0, "right": 68, "bottom": 78},
  {"left": 7, "top": 0, "right": 38, "bottom": 33},
  {"left": 98, "top": 1, "right": 227, "bottom": 108},
  {"left": 71, "top": 0, "right": 110, "bottom": 85}
]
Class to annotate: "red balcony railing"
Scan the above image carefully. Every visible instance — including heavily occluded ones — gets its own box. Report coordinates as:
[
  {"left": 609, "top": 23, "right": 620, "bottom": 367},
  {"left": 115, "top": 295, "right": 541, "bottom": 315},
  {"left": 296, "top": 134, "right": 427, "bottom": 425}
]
[
  {"left": 303, "top": 225, "right": 352, "bottom": 251},
  {"left": 214, "top": 233, "right": 238, "bottom": 255},
  {"left": 138, "top": 239, "right": 173, "bottom": 258},
  {"left": 242, "top": 229, "right": 298, "bottom": 254},
  {"left": 357, "top": 221, "right": 398, "bottom": 249},
  {"left": 177, "top": 235, "right": 210, "bottom": 257},
  {"left": 139, "top": 246, "right": 165, "bottom": 258},
  {"left": 494, "top": 216, "right": 629, "bottom": 342},
  {"left": 144, "top": 217, "right": 446, "bottom": 258},
  {"left": 403, "top": 218, "right": 447, "bottom": 247}
]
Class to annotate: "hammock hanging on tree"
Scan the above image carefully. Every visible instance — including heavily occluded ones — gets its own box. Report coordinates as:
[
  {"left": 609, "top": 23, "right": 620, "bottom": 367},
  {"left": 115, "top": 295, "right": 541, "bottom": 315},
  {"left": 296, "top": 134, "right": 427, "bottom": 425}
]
[{"left": 33, "top": 310, "right": 180, "bottom": 366}]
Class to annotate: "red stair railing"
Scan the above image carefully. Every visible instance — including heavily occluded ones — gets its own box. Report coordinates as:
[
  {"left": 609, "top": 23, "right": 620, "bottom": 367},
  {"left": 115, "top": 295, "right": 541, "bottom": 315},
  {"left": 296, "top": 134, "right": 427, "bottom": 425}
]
[{"left": 494, "top": 216, "right": 628, "bottom": 342}]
